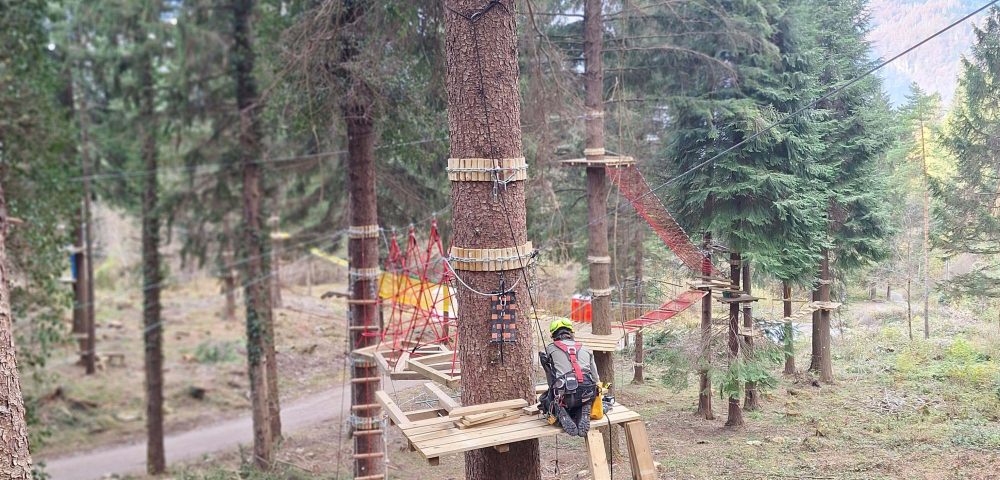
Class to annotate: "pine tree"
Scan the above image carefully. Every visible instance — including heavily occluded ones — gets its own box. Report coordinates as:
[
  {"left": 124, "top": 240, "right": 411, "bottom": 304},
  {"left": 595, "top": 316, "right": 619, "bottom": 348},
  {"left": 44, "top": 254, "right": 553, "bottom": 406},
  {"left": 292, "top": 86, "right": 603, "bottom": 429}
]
[{"left": 936, "top": 7, "right": 1000, "bottom": 299}]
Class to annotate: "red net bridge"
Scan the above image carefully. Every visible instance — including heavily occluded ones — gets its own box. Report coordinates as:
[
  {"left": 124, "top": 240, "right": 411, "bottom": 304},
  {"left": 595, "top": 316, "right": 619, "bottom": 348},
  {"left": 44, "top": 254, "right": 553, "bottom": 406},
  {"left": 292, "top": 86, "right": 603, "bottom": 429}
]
[
  {"left": 614, "top": 289, "right": 706, "bottom": 333},
  {"left": 607, "top": 165, "right": 721, "bottom": 277}
]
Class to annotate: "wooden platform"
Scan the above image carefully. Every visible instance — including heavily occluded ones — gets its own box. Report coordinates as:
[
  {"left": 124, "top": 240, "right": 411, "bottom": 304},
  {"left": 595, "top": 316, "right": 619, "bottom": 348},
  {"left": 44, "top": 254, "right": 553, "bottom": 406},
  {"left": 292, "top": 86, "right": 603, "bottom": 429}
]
[
  {"left": 376, "top": 392, "right": 656, "bottom": 479},
  {"left": 782, "top": 301, "right": 843, "bottom": 322},
  {"left": 560, "top": 155, "right": 636, "bottom": 167},
  {"left": 355, "top": 344, "right": 462, "bottom": 387}
]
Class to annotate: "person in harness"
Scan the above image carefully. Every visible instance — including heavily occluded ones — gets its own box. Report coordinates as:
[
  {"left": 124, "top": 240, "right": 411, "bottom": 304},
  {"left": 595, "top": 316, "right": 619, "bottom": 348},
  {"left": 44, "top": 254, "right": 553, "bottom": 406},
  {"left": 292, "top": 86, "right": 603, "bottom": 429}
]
[{"left": 538, "top": 318, "right": 600, "bottom": 437}]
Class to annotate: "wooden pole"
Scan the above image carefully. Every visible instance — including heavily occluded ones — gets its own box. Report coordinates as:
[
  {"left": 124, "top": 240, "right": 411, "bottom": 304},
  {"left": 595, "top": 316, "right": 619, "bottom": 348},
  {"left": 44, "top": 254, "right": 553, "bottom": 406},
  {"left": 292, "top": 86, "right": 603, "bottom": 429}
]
[
  {"left": 782, "top": 281, "right": 795, "bottom": 375},
  {"left": 724, "top": 253, "right": 744, "bottom": 427},
  {"left": 695, "top": 233, "right": 713, "bottom": 419},
  {"left": 742, "top": 262, "right": 760, "bottom": 411}
]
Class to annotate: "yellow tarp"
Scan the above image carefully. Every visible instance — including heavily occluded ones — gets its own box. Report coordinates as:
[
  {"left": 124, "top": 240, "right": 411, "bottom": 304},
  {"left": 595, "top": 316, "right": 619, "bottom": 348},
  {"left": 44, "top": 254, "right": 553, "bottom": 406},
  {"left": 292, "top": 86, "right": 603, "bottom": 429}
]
[{"left": 378, "top": 271, "right": 452, "bottom": 312}]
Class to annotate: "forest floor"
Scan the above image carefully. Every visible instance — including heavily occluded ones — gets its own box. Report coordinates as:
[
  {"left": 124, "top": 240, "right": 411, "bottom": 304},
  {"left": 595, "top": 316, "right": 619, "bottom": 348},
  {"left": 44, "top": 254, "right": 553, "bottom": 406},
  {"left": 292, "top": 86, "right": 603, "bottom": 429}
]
[
  {"left": 29, "top": 272, "right": 353, "bottom": 461},
  {"left": 32, "top": 278, "right": 1000, "bottom": 480}
]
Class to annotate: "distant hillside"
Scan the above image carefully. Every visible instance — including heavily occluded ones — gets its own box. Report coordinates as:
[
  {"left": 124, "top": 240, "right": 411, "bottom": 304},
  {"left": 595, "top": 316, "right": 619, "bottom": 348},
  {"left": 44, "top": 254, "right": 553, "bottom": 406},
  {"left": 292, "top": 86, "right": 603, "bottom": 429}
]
[{"left": 868, "top": 0, "right": 987, "bottom": 105}]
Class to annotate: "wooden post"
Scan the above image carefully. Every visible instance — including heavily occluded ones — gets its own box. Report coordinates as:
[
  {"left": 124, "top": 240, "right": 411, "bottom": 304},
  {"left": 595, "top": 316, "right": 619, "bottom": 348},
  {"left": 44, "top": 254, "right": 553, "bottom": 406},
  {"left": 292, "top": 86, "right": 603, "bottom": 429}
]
[
  {"left": 724, "top": 253, "right": 743, "bottom": 427},
  {"left": 585, "top": 429, "right": 611, "bottom": 480},
  {"left": 632, "top": 225, "right": 644, "bottom": 385},
  {"left": 696, "top": 233, "right": 714, "bottom": 419},
  {"left": 782, "top": 281, "right": 795, "bottom": 375},
  {"left": 623, "top": 421, "right": 657, "bottom": 480},
  {"left": 742, "top": 262, "right": 760, "bottom": 411}
]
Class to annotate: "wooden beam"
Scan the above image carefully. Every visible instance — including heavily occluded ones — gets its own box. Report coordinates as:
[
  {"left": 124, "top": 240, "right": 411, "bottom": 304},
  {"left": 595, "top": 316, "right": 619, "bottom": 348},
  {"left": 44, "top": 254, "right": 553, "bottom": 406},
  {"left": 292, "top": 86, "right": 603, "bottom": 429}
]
[
  {"left": 585, "top": 429, "right": 611, "bottom": 480},
  {"left": 424, "top": 383, "right": 460, "bottom": 412},
  {"left": 623, "top": 421, "right": 657, "bottom": 480},
  {"left": 407, "top": 358, "right": 455, "bottom": 386},
  {"left": 448, "top": 399, "right": 529, "bottom": 417},
  {"left": 375, "top": 390, "right": 412, "bottom": 428}
]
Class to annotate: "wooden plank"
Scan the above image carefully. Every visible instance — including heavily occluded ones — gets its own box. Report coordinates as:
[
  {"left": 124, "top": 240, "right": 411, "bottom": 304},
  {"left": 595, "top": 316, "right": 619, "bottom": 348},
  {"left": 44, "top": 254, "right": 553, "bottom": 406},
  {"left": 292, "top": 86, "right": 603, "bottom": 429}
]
[
  {"left": 586, "top": 429, "right": 611, "bottom": 480},
  {"left": 424, "top": 383, "right": 460, "bottom": 412},
  {"left": 405, "top": 412, "right": 539, "bottom": 440},
  {"left": 375, "top": 390, "right": 412, "bottom": 428},
  {"left": 407, "top": 358, "right": 455, "bottom": 386},
  {"left": 415, "top": 407, "right": 641, "bottom": 458},
  {"left": 455, "top": 409, "right": 523, "bottom": 429},
  {"left": 404, "top": 407, "right": 448, "bottom": 422},
  {"left": 623, "top": 421, "right": 657, "bottom": 480},
  {"left": 448, "top": 399, "right": 528, "bottom": 417}
]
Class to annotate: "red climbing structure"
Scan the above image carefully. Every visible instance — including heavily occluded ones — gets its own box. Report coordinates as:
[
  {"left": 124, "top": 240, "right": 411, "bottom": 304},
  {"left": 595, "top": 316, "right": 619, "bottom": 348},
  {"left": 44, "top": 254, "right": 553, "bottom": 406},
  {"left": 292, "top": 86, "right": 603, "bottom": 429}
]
[
  {"left": 607, "top": 165, "right": 721, "bottom": 277},
  {"left": 378, "top": 221, "right": 457, "bottom": 366},
  {"left": 614, "top": 289, "right": 707, "bottom": 333}
]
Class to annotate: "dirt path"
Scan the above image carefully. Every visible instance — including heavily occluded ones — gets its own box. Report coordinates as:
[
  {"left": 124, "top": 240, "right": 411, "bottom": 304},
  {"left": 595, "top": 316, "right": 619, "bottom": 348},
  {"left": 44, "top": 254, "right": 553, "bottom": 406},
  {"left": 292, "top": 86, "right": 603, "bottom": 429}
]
[{"left": 40, "top": 378, "right": 419, "bottom": 480}]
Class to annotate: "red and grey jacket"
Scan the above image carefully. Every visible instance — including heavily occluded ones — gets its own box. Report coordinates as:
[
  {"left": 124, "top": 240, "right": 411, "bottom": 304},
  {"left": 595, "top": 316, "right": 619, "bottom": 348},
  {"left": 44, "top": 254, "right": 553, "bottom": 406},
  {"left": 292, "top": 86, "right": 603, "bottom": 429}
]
[{"left": 545, "top": 339, "right": 600, "bottom": 384}]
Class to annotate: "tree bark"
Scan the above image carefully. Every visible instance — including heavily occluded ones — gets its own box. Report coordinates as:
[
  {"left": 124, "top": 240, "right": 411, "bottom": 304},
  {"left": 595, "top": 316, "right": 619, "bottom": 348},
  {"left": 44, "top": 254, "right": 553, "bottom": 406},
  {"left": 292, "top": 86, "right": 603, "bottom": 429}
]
[
  {"left": 886, "top": 284, "right": 891, "bottom": 301},
  {"left": 742, "top": 262, "right": 760, "bottom": 411},
  {"left": 444, "top": 2, "right": 541, "bottom": 478},
  {"left": 340, "top": 2, "right": 384, "bottom": 478},
  {"left": 137, "top": 33, "right": 166, "bottom": 475},
  {"left": 725, "top": 253, "right": 744, "bottom": 427},
  {"left": 0, "top": 178, "right": 33, "bottom": 479},
  {"left": 632, "top": 226, "right": 644, "bottom": 385},
  {"left": 583, "top": 0, "right": 614, "bottom": 387},
  {"left": 232, "top": 0, "right": 273, "bottom": 468},
  {"left": 817, "top": 249, "right": 834, "bottom": 383},
  {"left": 695, "top": 233, "right": 713, "bottom": 419},
  {"left": 782, "top": 281, "right": 795, "bottom": 375}
]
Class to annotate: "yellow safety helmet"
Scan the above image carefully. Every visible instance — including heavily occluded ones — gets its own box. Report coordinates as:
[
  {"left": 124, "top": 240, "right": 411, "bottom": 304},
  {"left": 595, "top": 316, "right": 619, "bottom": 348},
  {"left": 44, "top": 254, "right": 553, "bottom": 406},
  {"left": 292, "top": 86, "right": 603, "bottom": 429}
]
[{"left": 548, "top": 318, "right": 574, "bottom": 335}]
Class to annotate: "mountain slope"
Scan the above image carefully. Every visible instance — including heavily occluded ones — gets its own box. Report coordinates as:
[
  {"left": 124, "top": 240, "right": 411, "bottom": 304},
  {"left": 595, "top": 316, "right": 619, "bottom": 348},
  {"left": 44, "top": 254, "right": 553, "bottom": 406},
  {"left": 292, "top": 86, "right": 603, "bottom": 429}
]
[{"left": 868, "top": 0, "right": 987, "bottom": 105}]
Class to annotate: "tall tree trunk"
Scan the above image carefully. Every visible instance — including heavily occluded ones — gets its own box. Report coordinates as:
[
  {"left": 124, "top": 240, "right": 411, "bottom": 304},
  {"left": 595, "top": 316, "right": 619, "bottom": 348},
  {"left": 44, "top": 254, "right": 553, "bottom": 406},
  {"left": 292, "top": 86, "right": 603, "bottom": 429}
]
[
  {"left": 817, "top": 249, "right": 834, "bottom": 383},
  {"left": 61, "top": 70, "right": 89, "bottom": 367},
  {"left": 782, "top": 281, "right": 795, "bottom": 375},
  {"left": 921, "top": 120, "right": 930, "bottom": 339},
  {"left": 232, "top": 0, "right": 273, "bottom": 468},
  {"left": 906, "top": 278, "right": 913, "bottom": 340},
  {"left": 725, "top": 253, "right": 744, "bottom": 427},
  {"left": 444, "top": 2, "right": 541, "bottom": 478},
  {"left": 583, "top": 0, "right": 614, "bottom": 387},
  {"left": 0, "top": 178, "right": 33, "bottom": 479},
  {"left": 632, "top": 226, "right": 644, "bottom": 385},
  {"left": 72, "top": 210, "right": 88, "bottom": 364},
  {"left": 695, "top": 232, "right": 713, "bottom": 419},
  {"left": 339, "top": 2, "right": 384, "bottom": 478},
  {"left": 73, "top": 71, "right": 97, "bottom": 375},
  {"left": 742, "top": 262, "right": 760, "bottom": 411},
  {"left": 137, "top": 35, "right": 166, "bottom": 475},
  {"left": 886, "top": 284, "right": 891, "bottom": 301}
]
